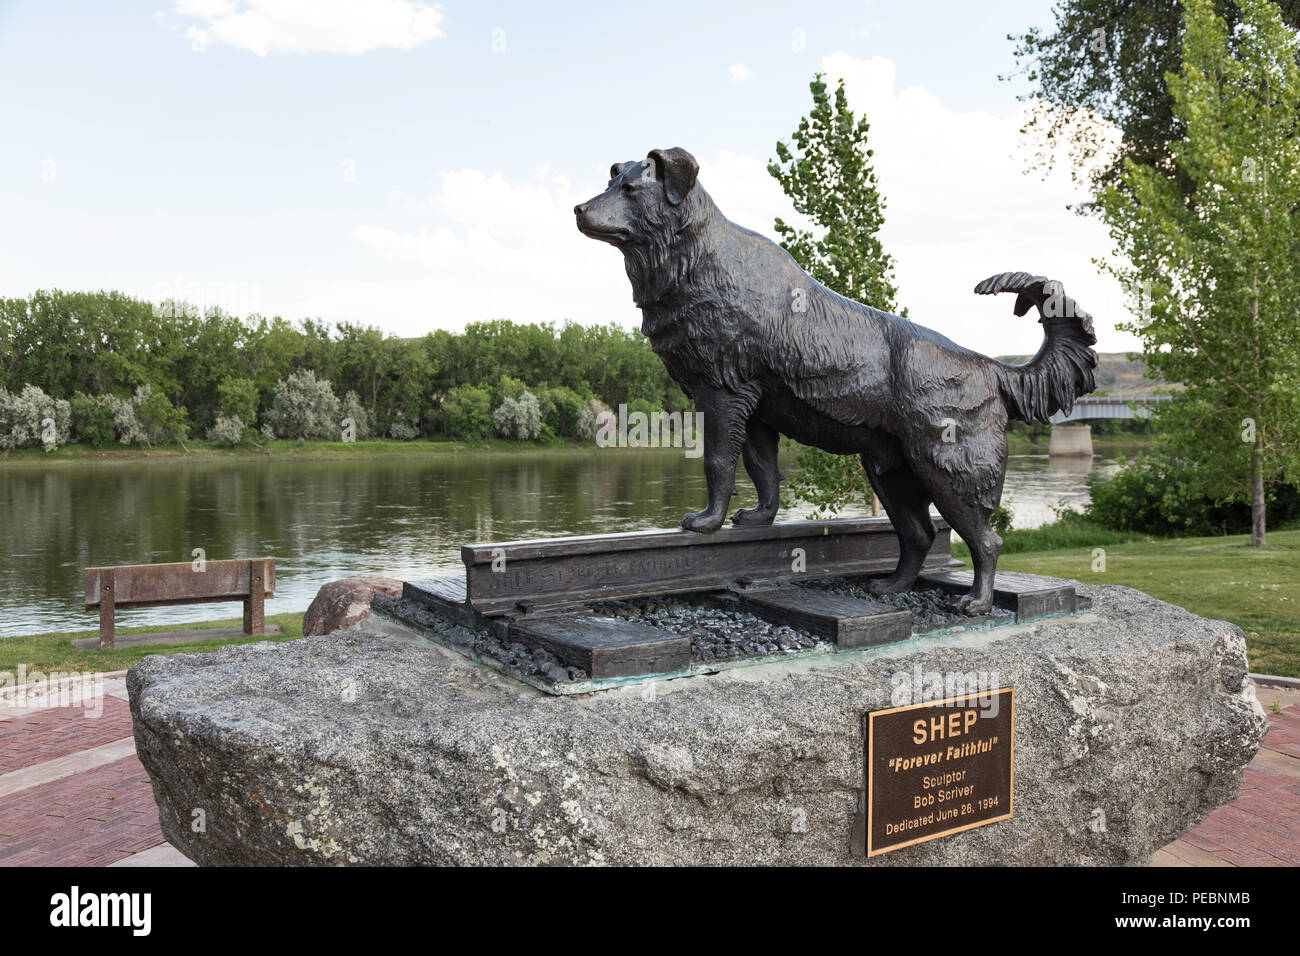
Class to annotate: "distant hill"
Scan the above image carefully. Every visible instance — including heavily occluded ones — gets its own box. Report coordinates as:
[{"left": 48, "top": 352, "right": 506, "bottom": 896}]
[{"left": 994, "top": 351, "right": 1173, "bottom": 396}]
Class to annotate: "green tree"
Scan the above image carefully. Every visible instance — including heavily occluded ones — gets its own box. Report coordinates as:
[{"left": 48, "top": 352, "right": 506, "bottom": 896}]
[
  {"left": 69, "top": 392, "right": 116, "bottom": 448},
  {"left": 768, "top": 73, "right": 903, "bottom": 517},
  {"left": 769, "top": 74, "right": 902, "bottom": 307},
  {"left": 537, "top": 385, "right": 587, "bottom": 437},
  {"left": 1096, "top": 0, "right": 1300, "bottom": 546},
  {"left": 167, "top": 308, "right": 245, "bottom": 428},
  {"left": 379, "top": 338, "right": 434, "bottom": 437},
  {"left": 217, "top": 376, "right": 260, "bottom": 425},
  {"left": 1007, "top": 0, "right": 1300, "bottom": 202},
  {"left": 133, "top": 384, "right": 189, "bottom": 446},
  {"left": 441, "top": 384, "right": 493, "bottom": 440},
  {"left": 335, "top": 322, "right": 388, "bottom": 413},
  {"left": 243, "top": 315, "right": 313, "bottom": 403},
  {"left": 493, "top": 374, "right": 529, "bottom": 408},
  {"left": 0, "top": 298, "right": 24, "bottom": 392},
  {"left": 0, "top": 288, "right": 712, "bottom": 446}
]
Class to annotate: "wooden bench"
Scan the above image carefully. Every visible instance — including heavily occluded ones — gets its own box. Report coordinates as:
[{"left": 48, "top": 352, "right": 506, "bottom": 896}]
[{"left": 83, "top": 558, "right": 275, "bottom": 649}]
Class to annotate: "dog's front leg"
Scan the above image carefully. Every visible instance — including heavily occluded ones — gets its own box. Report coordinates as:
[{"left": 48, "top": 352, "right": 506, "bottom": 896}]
[
  {"left": 732, "top": 417, "right": 781, "bottom": 526},
  {"left": 682, "top": 384, "right": 757, "bottom": 534}
]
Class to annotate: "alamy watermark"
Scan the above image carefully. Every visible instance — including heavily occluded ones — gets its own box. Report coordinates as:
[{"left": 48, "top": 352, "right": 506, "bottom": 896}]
[
  {"left": 50, "top": 886, "right": 150, "bottom": 936},
  {"left": 595, "top": 404, "right": 705, "bottom": 458},
  {"left": 0, "top": 667, "right": 104, "bottom": 717},
  {"left": 888, "top": 665, "right": 1002, "bottom": 717},
  {"left": 150, "top": 273, "right": 263, "bottom": 320}
]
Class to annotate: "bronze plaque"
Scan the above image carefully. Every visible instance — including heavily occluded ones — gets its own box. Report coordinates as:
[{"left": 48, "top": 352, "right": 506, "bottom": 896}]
[{"left": 865, "top": 688, "right": 1014, "bottom": 857}]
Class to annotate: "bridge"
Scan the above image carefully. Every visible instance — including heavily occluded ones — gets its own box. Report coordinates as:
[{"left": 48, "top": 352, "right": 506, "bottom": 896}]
[
  {"left": 1047, "top": 394, "right": 1174, "bottom": 456},
  {"left": 1049, "top": 394, "right": 1174, "bottom": 424}
]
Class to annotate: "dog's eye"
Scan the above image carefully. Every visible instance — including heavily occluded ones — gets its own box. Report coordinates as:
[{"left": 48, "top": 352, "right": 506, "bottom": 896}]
[{"left": 621, "top": 181, "right": 635, "bottom": 192}]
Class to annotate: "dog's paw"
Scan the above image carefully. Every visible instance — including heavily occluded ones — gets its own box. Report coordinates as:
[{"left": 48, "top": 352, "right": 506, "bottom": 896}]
[
  {"left": 730, "top": 507, "right": 776, "bottom": 527},
  {"left": 957, "top": 592, "right": 993, "bottom": 616},
  {"left": 681, "top": 510, "right": 724, "bottom": 534},
  {"left": 866, "top": 574, "right": 911, "bottom": 596}
]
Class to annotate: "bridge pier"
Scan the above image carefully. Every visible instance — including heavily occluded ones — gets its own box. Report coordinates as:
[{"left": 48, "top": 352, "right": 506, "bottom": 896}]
[{"left": 1049, "top": 424, "right": 1093, "bottom": 458}]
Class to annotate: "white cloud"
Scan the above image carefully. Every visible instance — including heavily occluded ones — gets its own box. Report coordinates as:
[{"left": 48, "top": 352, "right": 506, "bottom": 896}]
[
  {"left": 322, "top": 53, "right": 1136, "bottom": 358},
  {"left": 697, "top": 150, "right": 793, "bottom": 234},
  {"left": 333, "top": 167, "right": 636, "bottom": 331},
  {"left": 816, "top": 52, "right": 1135, "bottom": 355},
  {"left": 729, "top": 61, "right": 753, "bottom": 83},
  {"left": 175, "top": 0, "right": 445, "bottom": 56},
  {"left": 329, "top": 155, "right": 789, "bottom": 336}
]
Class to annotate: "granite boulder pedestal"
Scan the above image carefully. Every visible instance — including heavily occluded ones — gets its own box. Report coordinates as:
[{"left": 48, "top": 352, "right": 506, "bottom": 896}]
[{"left": 127, "top": 580, "right": 1267, "bottom": 866}]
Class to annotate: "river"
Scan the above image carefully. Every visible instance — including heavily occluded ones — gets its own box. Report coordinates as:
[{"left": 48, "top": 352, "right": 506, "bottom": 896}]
[{"left": 0, "top": 450, "right": 1118, "bottom": 637}]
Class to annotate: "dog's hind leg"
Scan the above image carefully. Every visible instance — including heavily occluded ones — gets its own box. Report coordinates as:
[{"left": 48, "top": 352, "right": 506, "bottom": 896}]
[
  {"left": 863, "top": 460, "right": 936, "bottom": 595},
  {"left": 916, "top": 468, "right": 1002, "bottom": 616},
  {"left": 732, "top": 417, "right": 781, "bottom": 526}
]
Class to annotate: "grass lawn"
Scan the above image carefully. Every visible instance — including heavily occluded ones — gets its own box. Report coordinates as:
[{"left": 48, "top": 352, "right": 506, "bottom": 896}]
[
  {"left": 0, "top": 437, "right": 626, "bottom": 467},
  {"left": 0, "top": 436, "right": 701, "bottom": 468},
  {"left": 963, "top": 529, "right": 1300, "bottom": 678},
  {"left": 0, "top": 612, "right": 304, "bottom": 681}
]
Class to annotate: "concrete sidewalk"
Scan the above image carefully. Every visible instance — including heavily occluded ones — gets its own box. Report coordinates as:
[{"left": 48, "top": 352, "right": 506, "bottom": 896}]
[{"left": 0, "top": 671, "right": 1295, "bottom": 867}]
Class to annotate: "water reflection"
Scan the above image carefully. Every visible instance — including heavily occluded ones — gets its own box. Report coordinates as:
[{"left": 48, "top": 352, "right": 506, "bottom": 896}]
[
  {"left": 0, "top": 450, "right": 1115, "bottom": 636},
  {"left": 1003, "top": 454, "right": 1118, "bottom": 529}
]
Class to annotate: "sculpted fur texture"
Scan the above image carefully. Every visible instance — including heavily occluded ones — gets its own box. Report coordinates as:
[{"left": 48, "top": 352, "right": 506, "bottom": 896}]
[{"left": 575, "top": 147, "right": 1098, "bottom": 614}]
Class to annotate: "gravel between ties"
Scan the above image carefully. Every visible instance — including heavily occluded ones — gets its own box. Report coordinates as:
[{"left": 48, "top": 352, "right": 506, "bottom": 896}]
[
  {"left": 591, "top": 596, "right": 823, "bottom": 663},
  {"left": 373, "top": 594, "right": 591, "bottom": 683}
]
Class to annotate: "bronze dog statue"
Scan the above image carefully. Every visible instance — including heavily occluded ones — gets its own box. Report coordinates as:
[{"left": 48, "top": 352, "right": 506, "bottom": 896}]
[{"left": 575, "top": 147, "right": 1097, "bottom": 614}]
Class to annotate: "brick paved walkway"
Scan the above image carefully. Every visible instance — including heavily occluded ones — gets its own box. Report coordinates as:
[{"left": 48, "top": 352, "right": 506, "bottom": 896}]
[
  {"left": 0, "top": 672, "right": 189, "bottom": 867},
  {"left": 1152, "top": 689, "right": 1300, "bottom": 868},
  {"left": 0, "top": 754, "right": 165, "bottom": 866},
  {"left": 0, "top": 671, "right": 1294, "bottom": 866},
  {"left": 0, "top": 696, "right": 134, "bottom": 775},
  {"left": 1177, "top": 765, "right": 1300, "bottom": 866}
]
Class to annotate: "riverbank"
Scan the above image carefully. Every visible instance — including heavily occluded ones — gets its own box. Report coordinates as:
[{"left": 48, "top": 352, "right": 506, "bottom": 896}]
[
  {"left": 1005, "top": 431, "right": 1155, "bottom": 458},
  {"left": 2, "top": 433, "right": 1154, "bottom": 468},
  {"left": 0, "top": 437, "right": 627, "bottom": 467}
]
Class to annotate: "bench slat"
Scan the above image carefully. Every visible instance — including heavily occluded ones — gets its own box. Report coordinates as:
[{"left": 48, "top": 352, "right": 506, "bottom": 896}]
[{"left": 85, "top": 558, "right": 276, "bottom": 609}]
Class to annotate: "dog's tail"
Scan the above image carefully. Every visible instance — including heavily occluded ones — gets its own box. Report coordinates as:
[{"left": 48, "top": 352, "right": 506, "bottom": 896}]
[{"left": 975, "top": 271, "right": 1099, "bottom": 422}]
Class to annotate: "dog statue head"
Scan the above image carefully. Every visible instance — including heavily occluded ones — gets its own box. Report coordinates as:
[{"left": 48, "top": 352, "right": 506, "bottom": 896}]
[{"left": 574, "top": 147, "right": 700, "bottom": 248}]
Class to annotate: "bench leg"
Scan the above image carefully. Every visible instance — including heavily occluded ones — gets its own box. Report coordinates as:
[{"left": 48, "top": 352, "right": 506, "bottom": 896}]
[
  {"left": 244, "top": 560, "right": 265, "bottom": 635},
  {"left": 99, "top": 569, "right": 116, "bottom": 650}
]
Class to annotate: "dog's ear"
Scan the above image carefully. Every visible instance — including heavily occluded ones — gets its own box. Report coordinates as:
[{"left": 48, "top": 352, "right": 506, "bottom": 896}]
[
  {"left": 610, "top": 161, "right": 637, "bottom": 180},
  {"left": 648, "top": 147, "right": 699, "bottom": 205}
]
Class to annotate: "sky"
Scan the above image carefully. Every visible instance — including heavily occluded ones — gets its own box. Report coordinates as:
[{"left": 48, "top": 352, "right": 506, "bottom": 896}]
[{"left": 0, "top": 0, "right": 1141, "bottom": 356}]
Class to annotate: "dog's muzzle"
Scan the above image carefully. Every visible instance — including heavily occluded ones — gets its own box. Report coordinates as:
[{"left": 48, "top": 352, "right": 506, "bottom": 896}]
[{"left": 574, "top": 205, "right": 628, "bottom": 243}]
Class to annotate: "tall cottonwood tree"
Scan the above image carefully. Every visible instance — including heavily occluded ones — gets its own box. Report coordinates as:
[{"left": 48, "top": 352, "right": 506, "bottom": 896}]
[
  {"left": 768, "top": 74, "right": 901, "bottom": 517},
  {"left": 1097, "top": 0, "right": 1300, "bottom": 546},
  {"left": 769, "top": 74, "right": 902, "bottom": 309}
]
